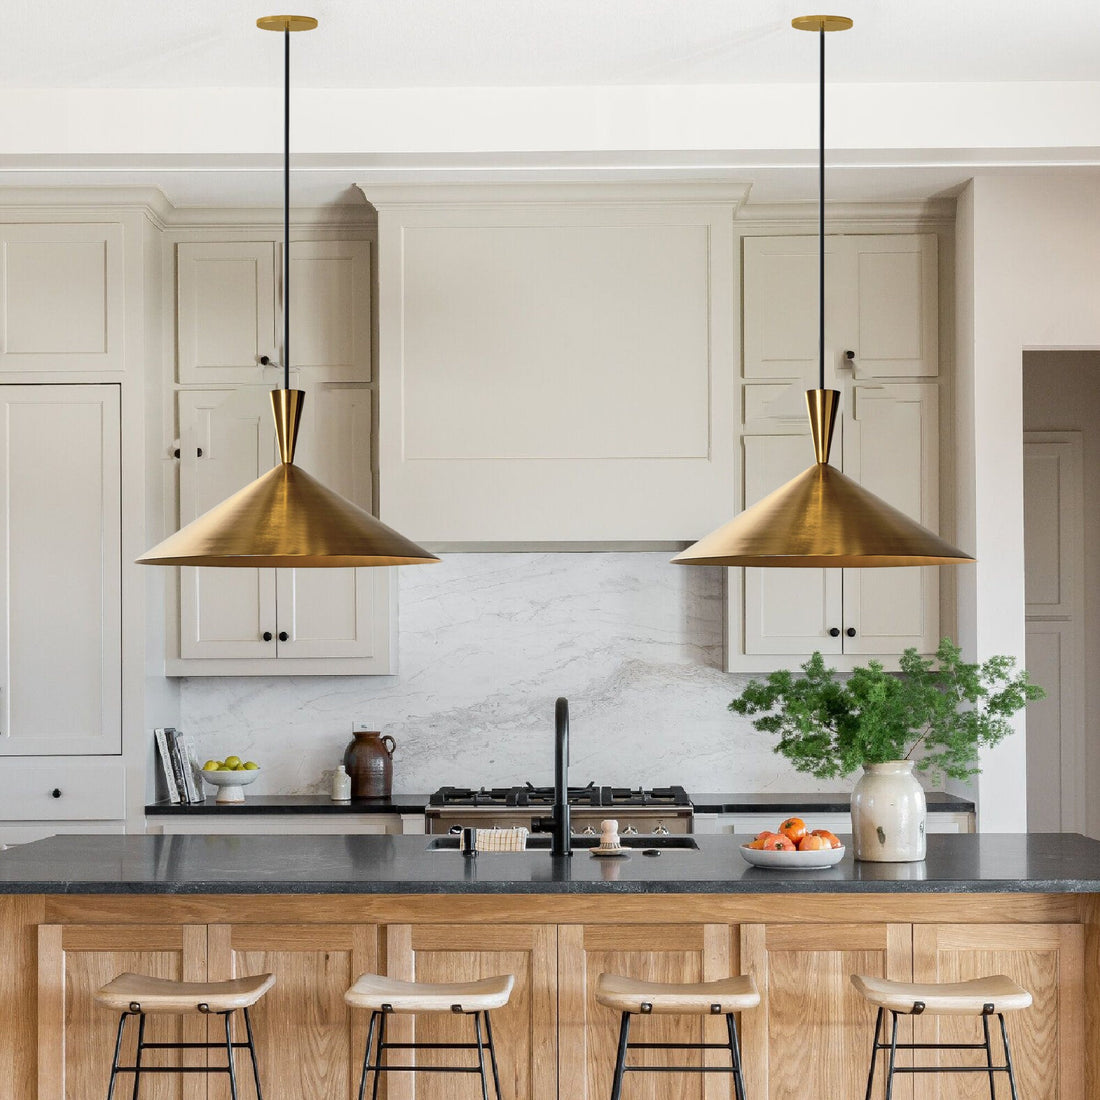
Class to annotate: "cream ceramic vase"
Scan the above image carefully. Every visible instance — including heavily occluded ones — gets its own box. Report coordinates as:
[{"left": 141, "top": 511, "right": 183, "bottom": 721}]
[{"left": 850, "top": 761, "right": 927, "bottom": 862}]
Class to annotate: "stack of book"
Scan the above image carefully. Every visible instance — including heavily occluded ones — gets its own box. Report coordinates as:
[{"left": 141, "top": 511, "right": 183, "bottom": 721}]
[{"left": 154, "top": 727, "right": 206, "bottom": 805}]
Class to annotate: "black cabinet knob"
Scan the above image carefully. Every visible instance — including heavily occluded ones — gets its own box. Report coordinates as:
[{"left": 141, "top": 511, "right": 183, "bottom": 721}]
[
  {"left": 51, "top": 788, "right": 61, "bottom": 799},
  {"left": 845, "top": 349, "right": 856, "bottom": 361},
  {"left": 262, "top": 631, "right": 273, "bottom": 642},
  {"left": 846, "top": 627, "right": 857, "bottom": 637},
  {"left": 828, "top": 627, "right": 840, "bottom": 637},
  {"left": 278, "top": 631, "right": 289, "bottom": 642}
]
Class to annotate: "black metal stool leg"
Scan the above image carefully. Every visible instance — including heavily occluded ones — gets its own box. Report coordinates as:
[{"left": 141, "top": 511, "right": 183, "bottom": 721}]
[
  {"left": 223, "top": 1011, "right": 239, "bottom": 1100},
  {"left": 982, "top": 1009, "right": 997, "bottom": 1100},
  {"left": 106, "top": 1012, "right": 129, "bottom": 1100},
  {"left": 999, "top": 1013, "right": 1021, "bottom": 1100},
  {"left": 358, "top": 1011, "right": 378, "bottom": 1100},
  {"left": 370, "top": 1008, "right": 388, "bottom": 1100},
  {"left": 609, "top": 1012, "right": 631, "bottom": 1100},
  {"left": 483, "top": 1010, "right": 504, "bottom": 1100},
  {"left": 884, "top": 1010, "right": 900, "bottom": 1100},
  {"left": 725, "top": 1012, "right": 748, "bottom": 1100},
  {"left": 242, "top": 1007, "right": 264, "bottom": 1100},
  {"left": 473, "top": 1011, "right": 490, "bottom": 1100},
  {"left": 863, "top": 1007, "right": 883, "bottom": 1100},
  {"left": 130, "top": 1012, "right": 146, "bottom": 1100}
]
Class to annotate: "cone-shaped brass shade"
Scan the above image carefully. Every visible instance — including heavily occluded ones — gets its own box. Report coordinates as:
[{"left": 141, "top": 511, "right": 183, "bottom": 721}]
[
  {"left": 137, "top": 391, "right": 439, "bottom": 567},
  {"left": 671, "top": 390, "right": 974, "bottom": 568}
]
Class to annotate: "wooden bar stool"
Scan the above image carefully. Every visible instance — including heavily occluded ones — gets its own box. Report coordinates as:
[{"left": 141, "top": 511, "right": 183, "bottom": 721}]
[
  {"left": 95, "top": 971, "right": 275, "bottom": 1100},
  {"left": 595, "top": 973, "right": 760, "bottom": 1100},
  {"left": 345, "top": 972, "right": 515, "bottom": 1100},
  {"left": 851, "top": 973, "right": 1032, "bottom": 1100}
]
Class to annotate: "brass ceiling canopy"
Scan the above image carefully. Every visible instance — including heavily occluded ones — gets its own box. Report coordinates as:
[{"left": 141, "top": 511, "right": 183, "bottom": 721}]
[
  {"left": 672, "top": 15, "right": 974, "bottom": 570},
  {"left": 138, "top": 16, "right": 438, "bottom": 569}
]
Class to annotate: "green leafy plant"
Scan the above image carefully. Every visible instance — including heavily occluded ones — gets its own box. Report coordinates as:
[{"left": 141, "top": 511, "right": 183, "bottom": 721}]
[{"left": 729, "top": 638, "right": 1044, "bottom": 782}]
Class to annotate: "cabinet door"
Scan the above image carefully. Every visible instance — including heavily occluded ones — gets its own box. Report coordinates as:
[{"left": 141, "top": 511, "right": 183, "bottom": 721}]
[
  {"left": 557, "top": 923, "right": 734, "bottom": 1100},
  {"left": 841, "top": 384, "right": 939, "bottom": 655},
  {"left": 275, "top": 383, "right": 395, "bottom": 667},
  {"left": 288, "top": 241, "right": 371, "bottom": 381},
  {"left": 208, "top": 923, "right": 378, "bottom": 1100},
  {"left": 385, "top": 923, "right": 556, "bottom": 1100},
  {"left": 0, "top": 223, "right": 125, "bottom": 373},
  {"left": 741, "top": 432, "right": 842, "bottom": 655},
  {"left": 912, "top": 923, "right": 1084, "bottom": 1100},
  {"left": 177, "top": 242, "right": 278, "bottom": 385},
  {"left": 848, "top": 235, "right": 938, "bottom": 378},
  {"left": 178, "top": 388, "right": 278, "bottom": 659},
  {"left": 740, "top": 922, "right": 913, "bottom": 1100},
  {"left": 742, "top": 235, "right": 844, "bottom": 381},
  {"left": 38, "top": 923, "right": 208, "bottom": 1100},
  {"left": 0, "top": 384, "right": 121, "bottom": 755}
]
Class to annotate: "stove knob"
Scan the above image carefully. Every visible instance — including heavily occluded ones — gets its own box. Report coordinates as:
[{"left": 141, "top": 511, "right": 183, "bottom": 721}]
[
  {"left": 580, "top": 825, "right": 598, "bottom": 836},
  {"left": 448, "top": 826, "right": 463, "bottom": 835},
  {"left": 653, "top": 822, "right": 670, "bottom": 836},
  {"left": 621, "top": 825, "right": 639, "bottom": 836}
]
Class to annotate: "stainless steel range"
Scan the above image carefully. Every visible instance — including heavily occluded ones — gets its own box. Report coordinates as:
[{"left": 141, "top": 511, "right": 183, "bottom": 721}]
[{"left": 425, "top": 782, "right": 694, "bottom": 837}]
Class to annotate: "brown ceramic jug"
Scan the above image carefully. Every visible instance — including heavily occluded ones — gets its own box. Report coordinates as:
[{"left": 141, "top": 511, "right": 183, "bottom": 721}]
[{"left": 343, "top": 731, "right": 396, "bottom": 799}]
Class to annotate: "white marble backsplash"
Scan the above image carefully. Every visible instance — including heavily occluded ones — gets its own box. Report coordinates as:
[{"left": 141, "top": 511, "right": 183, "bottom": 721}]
[{"left": 177, "top": 553, "right": 848, "bottom": 797}]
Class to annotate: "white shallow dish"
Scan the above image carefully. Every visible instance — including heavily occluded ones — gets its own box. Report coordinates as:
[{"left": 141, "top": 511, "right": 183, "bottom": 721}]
[{"left": 739, "top": 843, "right": 845, "bottom": 869}]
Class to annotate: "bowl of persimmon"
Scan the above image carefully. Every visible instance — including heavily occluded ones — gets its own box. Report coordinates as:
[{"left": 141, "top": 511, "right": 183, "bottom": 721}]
[{"left": 739, "top": 817, "right": 845, "bottom": 869}]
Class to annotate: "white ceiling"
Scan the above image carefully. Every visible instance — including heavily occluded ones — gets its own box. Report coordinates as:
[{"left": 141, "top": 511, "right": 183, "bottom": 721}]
[
  {"left": 8, "top": 0, "right": 1100, "bottom": 88},
  {"left": 3, "top": 0, "right": 1100, "bottom": 206}
]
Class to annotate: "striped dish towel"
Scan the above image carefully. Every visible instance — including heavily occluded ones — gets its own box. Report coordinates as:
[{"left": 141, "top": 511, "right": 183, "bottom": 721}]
[{"left": 475, "top": 827, "right": 530, "bottom": 852}]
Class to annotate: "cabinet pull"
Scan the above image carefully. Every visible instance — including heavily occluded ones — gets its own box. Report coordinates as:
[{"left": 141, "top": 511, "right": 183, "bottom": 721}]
[
  {"left": 262, "top": 631, "right": 273, "bottom": 642},
  {"left": 828, "top": 627, "right": 840, "bottom": 637},
  {"left": 50, "top": 788, "right": 61, "bottom": 799},
  {"left": 278, "top": 631, "right": 289, "bottom": 642},
  {"left": 845, "top": 350, "right": 856, "bottom": 361},
  {"left": 846, "top": 627, "right": 857, "bottom": 638},
  {"left": 172, "top": 448, "right": 203, "bottom": 458}
]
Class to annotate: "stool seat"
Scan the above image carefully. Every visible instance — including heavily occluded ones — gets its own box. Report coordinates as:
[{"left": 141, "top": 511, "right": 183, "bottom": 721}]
[
  {"left": 595, "top": 973, "right": 760, "bottom": 1015},
  {"left": 95, "top": 972, "right": 275, "bottom": 1013},
  {"left": 344, "top": 973, "right": 515, "bottom": 1013},
  {"left": 851, "top": 973, "right": 1033, "bottom": 1016}
]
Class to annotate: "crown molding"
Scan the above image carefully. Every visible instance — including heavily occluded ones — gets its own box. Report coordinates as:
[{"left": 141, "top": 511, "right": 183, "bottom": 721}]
[{"left": 737, "top": 198, "right": 956, "bottom": 231}]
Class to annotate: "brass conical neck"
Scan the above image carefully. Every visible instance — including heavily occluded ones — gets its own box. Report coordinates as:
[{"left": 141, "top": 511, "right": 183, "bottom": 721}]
[
  {"left": 807, "top": 389, "right": 840, "bottom": 464},
  {"left": 272, "top": 389, "right": 304, "bottom": 464}
]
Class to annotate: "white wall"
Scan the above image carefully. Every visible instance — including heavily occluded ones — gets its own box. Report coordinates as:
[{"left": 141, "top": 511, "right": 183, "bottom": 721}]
[
  {"left": 956, "top": 171, "right": 1100, "bottom": 830},
  {"left": 175, "top": 553, "right": 863, "bottom": 797}
]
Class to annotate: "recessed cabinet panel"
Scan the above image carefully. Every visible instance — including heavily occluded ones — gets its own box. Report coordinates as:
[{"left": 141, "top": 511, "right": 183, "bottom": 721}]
[
  {"left": 178, "top": 388, "right": 276, "bottom": 659},
  {"left": 0, "top": 224, "right": 124, "bottom": 372},
  {"left": 841, "top": 385, "right": 939, "bottom": 655},
  {"left": 0, "top": 384, "right": 121, "bottom": 756},
  {"left": 177, "top": 242, "right": 277, "bottom": 384},
  {"left": 287, "top": 240, "right": 371, "bottom": 380},
  {"left": 852, "top": 235, "right": 938, "bottom": 377},
  {"left": 742, "top": 433, "right": 841, "bottom": 655}
]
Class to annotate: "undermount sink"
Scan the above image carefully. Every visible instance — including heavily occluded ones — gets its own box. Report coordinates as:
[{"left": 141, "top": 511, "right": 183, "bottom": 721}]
[{"left": 425, "top": 835, "right": 700, "bottom": 852}]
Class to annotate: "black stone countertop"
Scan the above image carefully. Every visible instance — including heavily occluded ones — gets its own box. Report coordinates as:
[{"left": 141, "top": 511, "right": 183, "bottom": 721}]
[
  {"left": 145, "top": 792, "right": 975, "bottom": 815},
  {"left": 0, "top": 832, "right": 1092, "bottom": 896}
]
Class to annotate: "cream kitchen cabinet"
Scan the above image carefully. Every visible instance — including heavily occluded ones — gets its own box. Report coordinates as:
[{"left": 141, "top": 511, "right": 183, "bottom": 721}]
[
  {"left": 167, "top": 383, "right": 396, "bottom": 675},
  {"left": 0, "top": 223, "right": 125, "bottom": 374},
  {"left": 731, "top": 382, "right": 941, "bottom": 671},
  {"left": 0, "top": 384, "right": 122, "bottom": 754},
  {"left": 743, "top": 232, "right": 938, "bottom": 381},
  {"left": 176, "top": 238, "right": 371, "bottom": 385}
]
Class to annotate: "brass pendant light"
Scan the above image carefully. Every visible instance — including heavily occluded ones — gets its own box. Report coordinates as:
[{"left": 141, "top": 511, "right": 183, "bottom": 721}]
[
  {"left": 138, "top": 15, "right": 439, "bottom": 568},
  {"left": 673, "top": 15, "right": 973, "bottom": 569}
]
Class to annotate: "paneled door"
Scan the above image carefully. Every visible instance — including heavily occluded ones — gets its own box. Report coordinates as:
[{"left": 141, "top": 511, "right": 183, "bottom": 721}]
[
  {"left": 557, "top": 922, "right": 736, "bottom": 1100},
  {"left": 0, "top": 384, "right": 121, "bottom": 755},
  {"left": 38, "top": 923, "right": 208, "bottom": 1100},
  {"left": 739, "top": 921, "right": 913, "bottom": 1100},
  {"left": 912, "top": 923, "right": 1084, "bottom": 1099},
  {"left": 384, "top": 923, "right": 557, "bottom": 1100}
]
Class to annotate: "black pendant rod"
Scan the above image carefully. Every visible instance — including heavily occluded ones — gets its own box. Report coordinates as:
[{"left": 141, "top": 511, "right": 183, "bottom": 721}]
[
  {"left": 818, "top": 26, "right": 825, "bottom": 392},
  {"left": 282, "top": 26, "right": 291, "bottom": 391}
]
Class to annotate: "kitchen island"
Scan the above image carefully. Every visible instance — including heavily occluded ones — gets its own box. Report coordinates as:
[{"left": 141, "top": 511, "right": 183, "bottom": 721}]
[{"left": 1, "top": 832, "right": 1095, "bottom": 1099}]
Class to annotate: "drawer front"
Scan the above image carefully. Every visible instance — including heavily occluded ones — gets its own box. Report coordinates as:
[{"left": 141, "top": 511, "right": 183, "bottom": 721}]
[{"left": 0, "top": 760, "right": 125, "bottom": 820}]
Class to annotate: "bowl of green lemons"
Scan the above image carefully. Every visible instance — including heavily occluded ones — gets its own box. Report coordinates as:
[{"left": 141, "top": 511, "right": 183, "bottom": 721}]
[{"left": 201, "top": 756, "right": 261, "bottom": 803}]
